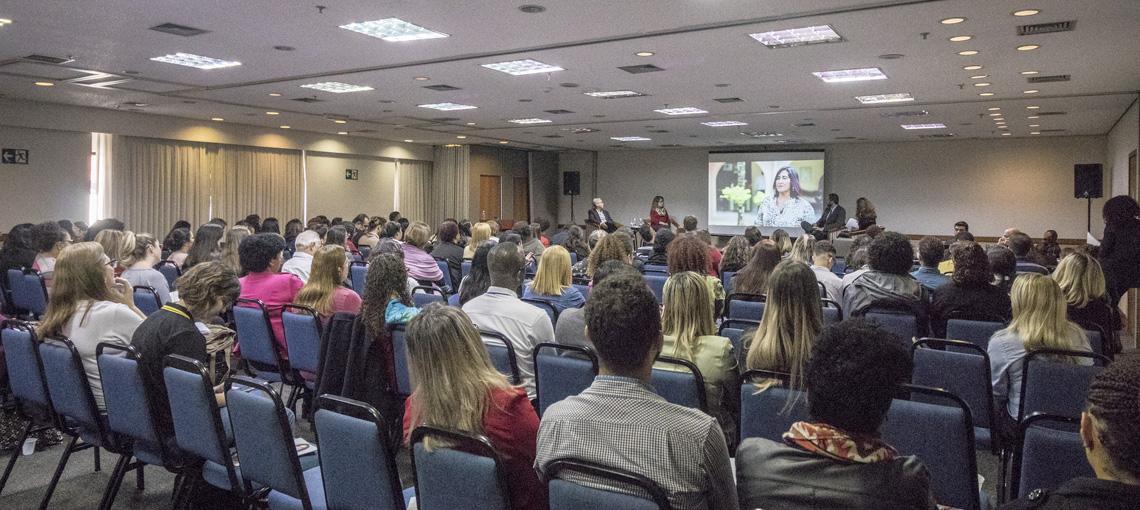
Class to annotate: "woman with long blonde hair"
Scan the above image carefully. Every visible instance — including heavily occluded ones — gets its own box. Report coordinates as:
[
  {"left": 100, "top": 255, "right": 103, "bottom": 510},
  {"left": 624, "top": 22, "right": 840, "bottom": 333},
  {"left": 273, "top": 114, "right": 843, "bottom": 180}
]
[
  {"left": 1052, "top": 253, "right": 1121, "bottom": 355},
  {"left": 38, "top": 242, "right": 145, "bottom": 409},
  {"left": 788, "top": 234, "right": 815, "bottom": 265},
  {"left": 522, "top": 245, "right": 584, "bottom": 313},
  {"left": 294, "top": 245, "right": 362, "bottom": 320},
  {"left": 94, "top": 229, "right": 134, "bottom": 276},
  {"left": 745, "top": 260, "right": 823, "bottom": 394},
  {"left": 402, "top": 305, "right": 545, "bottom": 510},
  {"left": 463, "top": 222, "right": 493, "bottom": 259},
  {"left": 660, "top": 271, "right": 737, "bottom": 431},
  {"left": 220, "top": 225, "right": 251, "bottom": 275},
  {"left": 989, "top": 273, "right": 1092, "bottom": 425}
]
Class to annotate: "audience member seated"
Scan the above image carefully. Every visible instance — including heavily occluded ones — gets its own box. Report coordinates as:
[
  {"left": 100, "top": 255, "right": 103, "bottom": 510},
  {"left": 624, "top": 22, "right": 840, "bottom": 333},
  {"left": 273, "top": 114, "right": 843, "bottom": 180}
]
[
  {"left": 788, "top": 234, "right": 814, "bottom": 265},
  {"left": 840, "top": 235, "right": 875, "bottom": 286},
  {"left": 989, "top": 274, "right": 1092, "bottom": 435},
  {"left": 646, "top": 228, "right": 674, "bottom": 266},
  {"left": 695, "top": 230, "right": 721, "bottom": 277},
  {"left": 988, "top": 245, "right": 1018, "bottom": 294},
  {"left": 1005, "top": 355, "right": 1140, "bottom": 509},
  {"left": 668, "top": 235, "right": 726, "bottom": 316},
  {"left": 561, "top": 225, "right": 591, "bottom": 264},
  {"left": 585, "top": 232, "right": 633, "bottom": 279},
  {"left": 30, "top": 221, "right": 71, "bottom": 290},
  {"left": 0, "top": 223, "right": 37, "bottom": 272},
  {"left": 83, "top": 217, "right": 126, "bottom": 242},
  {"left": 733, "top": 240, "right": 781, "bottom": 296},
  {"left": 1099, "top": 196, "right": 1140, "bottom": 307},
  {"left": 458, "top": 241, "right": 494, "bottom": 306},
  {"left": 238, "top": 233, "right": 303, "bottom": 357},
  {"left": 534, "top": 218, "right": 552, "bottom": 247},
  {"left": 661, "top": 271, "right": 738, "bottom": 435},
  {"left": 371, "top": 238, "right": 418, "bottom": 297},
  {"left": 355, "top": 217, "right": 384, "bottom": 249},
  {"left": 379, "top": 220, "right": 403, "bottom": 243},
  {"left": 555, "top": 260, "right": 635, "bottom": 352},
  {"left": 1053, "top": 252, "right": 1123, "bottom": 355},
  {"left": 95, "top": 229, "right": 134, "bottom": 276},
  {"left": 294, "top": 245, "right": 362, "bottom": 321},
  {"left": 745, "top": 261, "right": 823, "bottom": 391},
  {"left": 131, "top": 262, "right": 240, "bottom": 437},
  {"left": 810, "top": 241, "right": 843, "bottom": 302},
  {"left": 515, "top": 221, "right": 546, "bottom": 259},
  {"left": 401, "top": 221, "right": 445, "bottom": 288},
  {"left": 184, "top": 223, "right": 223, "bottom": 270},
  {"left": 37, "top": 242, "right": 145, "bottom": 409},
  {"left": 464, "top": 222, "right": 493, "bottom": 259},
  {"left": 930, "top": 242, "right": 1012, "bottom": 337},
  {"left": 121, "top": 233, "right": 172, "bottom": 303},
  {"left": 523, "top": 245, "right": 585, "bottom": 313},
  {"left": 403, "top": 305, "right": 545, "bottom": 510},
  {"left": 1038, "top": 229, "right": 1062, "bottom": 267},
  {"left": 770, "top": 228, "right": 792, "bottom": 257},
  {"left": 283, "top": 218, "right": 304, "bottom": 251},
  {"left": 462, "top": 242, "right": 555, "bottom": 400},
  {"left": 281, "top": 230, "right": 321, "bottom": 283},
  {"left": 163, "top": 227, "right": 192, "bottom": 269},
  {"left": 999, "top": 227, "right": 1022, "bottom": 247},
  {"left": 719, "top": 236, "right": 750, "bottom": 274},
  {"left": 431, "top": 220, "right": 464, "bottom": 287},
  {"left": 536, "top": 271, "right": 738, "bottom": 510},
  {"left": 736, "top": 320, "right": 936, "bottom": 510},
  {"left": 911, "top": 236, "right": 950, "bottom": 292},
  {"left": 1010, "top": 232, "right": 1049, "bottom": 274},
  {"left": 842, "top": 231, "right": 927, "bottom": 322},
  {"left": 854, "top": 196, "right": 878, "bottom": 231},
  {"left": 938, "top": 232, "right": 974, "bottom": 275},
  {"left": 220, "top": 226, "right": 251, "bottom": 275},
  {"left": 744, "top": 226, "right": 762, "bottom": 247},
  {"left": 363, "top": 254, "right": 419, "bottom": 325}
]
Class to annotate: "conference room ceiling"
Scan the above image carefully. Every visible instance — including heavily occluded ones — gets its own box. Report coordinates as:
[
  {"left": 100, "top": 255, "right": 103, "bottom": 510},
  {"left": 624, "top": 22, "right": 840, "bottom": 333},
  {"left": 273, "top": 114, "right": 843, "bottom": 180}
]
[{"left": 1, "top": 0, "right": 1138, "bottom": 151}]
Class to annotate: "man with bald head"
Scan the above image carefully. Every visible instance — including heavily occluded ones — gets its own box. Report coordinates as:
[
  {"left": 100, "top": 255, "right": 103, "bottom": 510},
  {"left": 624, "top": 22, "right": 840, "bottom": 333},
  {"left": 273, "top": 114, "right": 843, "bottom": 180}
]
[{"left": 461, "top": 242, "right": 554, "bottom": 400}]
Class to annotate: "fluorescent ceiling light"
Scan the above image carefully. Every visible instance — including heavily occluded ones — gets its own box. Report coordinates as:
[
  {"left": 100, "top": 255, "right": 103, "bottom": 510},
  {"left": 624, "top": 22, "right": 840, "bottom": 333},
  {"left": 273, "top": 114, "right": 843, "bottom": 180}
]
[
  {"left": 749, "top": 25, "right": 843, "bottom": 48},
  {"left": 901, "top": 123, "right": 947, "bottom": 130},
  {"left": 211, "top": 117, "right": 224, "bottom": 121},
  {"left": 481, "top": 59, "right": 564, "bottom": 76},
  {"left": 150, "top": 52, "right": 241, "bottom": 70},
  {"left": 1026, "top": 105, "right": 1040, "bottom": 109},
  {"left": 811, "top": 67, "right": 887, "bottom": 83},
  {"left": 963, "top": 65, "right": 983, "bottom": 71},
  {"left": 417, "top": 102, "right": 478, "bottom": 111},
  {"left": 1017, "top": 45, "right": 1040, "bottom": 51},
  {"left": 508, "top": 118, "right": 553, "bottom": 124},
  {"left": 611, "top": 136, "right": 651, "bottom": 141},
  {"left": 978, "top": 92, "right": 995, "bottom": 96},
  {"left": 949, "top": 35, "right": 973, "bottom": 42},
  {"left": 855, "top": 93, "right": 914, "bottom": 104},
  {"left": 1013, "top": 9, "right": 1040, "bottom": 16},
  {"left": 34, "top": 81, "right": 54, "bottom": 87},
  {"left": 987, "top": 107, "right": 1001, "bottom": 111},
  {"left": 941, "top": 17, "right": 966, "bottom": 24},
  {"left": 702, "top": 121, "right": 749, "bottom": 127},
  {"left": 957, "top": 50, "right": 979, "bottom": 56},
  {"left": 974, "top": 82, "right": 991, "bottom": 87},
  {"left": 1023, "top": 89, "right": 1039, "bottom": 94},
  {"left": 300, "top": 81, "right": 374, "bottom": 93},
  {"left": 654, "top": 107, "right": 708, "bottom": 115},
  {"left": 584, "top": 90, "right": 645, "bottom": 98},
  {"left": 741, "top": 131, "right": 783, "bottom": 137},
  {"left": 1020, "top": 70, "right": 1039, "bottom": 75},
  {"left": 339, "top": 18, "right": 448, "bottom": 41}
]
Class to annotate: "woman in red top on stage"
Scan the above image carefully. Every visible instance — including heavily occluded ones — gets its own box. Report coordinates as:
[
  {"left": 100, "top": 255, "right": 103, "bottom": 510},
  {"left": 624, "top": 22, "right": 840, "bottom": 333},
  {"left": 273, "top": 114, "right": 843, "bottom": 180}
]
[{"left": 649, "top": 195, "right": 680, "bottom": 231}]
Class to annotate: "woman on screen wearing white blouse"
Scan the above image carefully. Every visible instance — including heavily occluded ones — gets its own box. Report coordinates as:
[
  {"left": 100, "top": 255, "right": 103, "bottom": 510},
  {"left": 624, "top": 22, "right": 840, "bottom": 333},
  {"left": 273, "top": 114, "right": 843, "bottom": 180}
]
[{"left": 755, "top": 166, "right": 816, "bottom": 227}]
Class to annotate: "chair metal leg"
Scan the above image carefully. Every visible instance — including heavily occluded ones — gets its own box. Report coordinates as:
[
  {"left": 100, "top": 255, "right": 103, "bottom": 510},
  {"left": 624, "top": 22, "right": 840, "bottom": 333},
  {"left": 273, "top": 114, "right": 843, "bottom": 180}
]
[
  {"left": 0, "top": 420, "right": 33, "bottom": 496},
  {"left": 135, "top": 462, "right": 145, "bottom": 490},
  {"left": 94, "top": 445, "right": 101, "bottom": 472},
  {"left": 97, "top": 454, "right": 131, "bottom": 510},
  {"left": 39, "top": 435, "right": 79, "bottom": 510}
]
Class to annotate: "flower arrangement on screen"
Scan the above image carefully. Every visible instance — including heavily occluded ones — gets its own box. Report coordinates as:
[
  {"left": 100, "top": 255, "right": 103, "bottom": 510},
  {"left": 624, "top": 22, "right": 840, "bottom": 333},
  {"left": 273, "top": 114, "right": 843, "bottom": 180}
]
[{"left": 720, "top": 184, "right": 758, "bottom": 226}]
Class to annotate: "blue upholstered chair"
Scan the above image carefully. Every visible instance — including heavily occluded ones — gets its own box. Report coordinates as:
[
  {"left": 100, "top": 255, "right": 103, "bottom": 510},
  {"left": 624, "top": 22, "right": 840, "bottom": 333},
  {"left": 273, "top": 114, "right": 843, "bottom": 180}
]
[
  {"left": 521, "top": 298, "right": 559, "bottom": 325},
  {"left": 282, "top": 305, "right": 323, "bottom": 411},
  {"left": 1018, "top": 349, "right": 1109, "bottom": 424},
  {"left": 643, "top": 274, "right": 668, "bottom": 304},
  {"left": 650, "top": 356, "right": 707, "bottom": 412},
  {"left": 738, "top": 370, "right": 808, "bottom": 444},
  {"left": 133, "top": 286, "right": 163, "bottom": 316},
  {"left": 945, "top": 317, "right": 1007, "bottom": 351},
  {"left": 349, "top": 262, "right": 368, "bottom": 296},
  {"left": 479, "top": 329, "right": 522, "bottom": 384},
  {"left": 1012, "top": 413, "right": 1092, "bottom": 499},
  {"left": 154, "top": 260, "right": 181, "bottom": 289},
  {"left": 314, "top": 395, "right": 412, "bottom": 510},
  {"left": 720, "top": 271, "right": 737, "bottom": 296},
  {"left": 388, "top": 324, "right": 412, "bottom": 397},
  {"left": 864, "top": 307, "right": 922, "bottom": 344},
  {"left": 726, "top": 293, "right": 766, "bottom": 321},
  {"left": 410, "top": 425, "right": 510, "bottom": 510},
  {"left": 911, "top": 339, "right": 998, "bottom": 453},
  {"left": 411, "top": 286, "right": 446, "bottom": 308},
  {"left": 642, "top": 264, "right": 668, "bottom": 276},
  {"left": 718, "top": 319, "right": 760, "bottom": 368},
  {"left": 7, "top": 268, "right": 48, "bottom": 318},
  {"left": 233, "top": 298, "right": 291, "bottom": 384},
  {"left": 544, "top": 458, "right": 671, "bottom": 510},
  {"left": 533, "top": 343, "right": 598, "bottom": 416}
]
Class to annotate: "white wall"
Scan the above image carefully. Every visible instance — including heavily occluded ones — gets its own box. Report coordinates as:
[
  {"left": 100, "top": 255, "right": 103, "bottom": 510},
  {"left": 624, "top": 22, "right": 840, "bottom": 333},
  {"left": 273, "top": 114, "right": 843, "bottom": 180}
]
[
  {"left": 0, "top": 125, "right": 90, "bottom": 230},
  {"left": 559, "top": 135, "right": 1110, "bottom": 239},
  {"left": 305, "top": 153, "right": 396, "bottom": 221},
  {"left": 1107, "top": 100, "right": 1138, "bottom": 198}
]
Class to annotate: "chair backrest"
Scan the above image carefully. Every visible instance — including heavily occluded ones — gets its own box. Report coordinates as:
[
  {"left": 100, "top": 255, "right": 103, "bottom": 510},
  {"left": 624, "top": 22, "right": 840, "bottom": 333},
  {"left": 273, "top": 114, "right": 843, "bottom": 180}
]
[
  {"left": 911, "top": 339, "right": 995, "bottom": 430},
  {"left": 226, "top": 376, "right": 312, "bottom": 505},
  {"left": 1081, "top": 326, "right": 1108, "bottom": 364},
  {"left": 650, "top": 356, "right": 707, "bottom": 412},
  {"left": 97, "top": 342, "right": 171, "bottom": 465},
  {"left": 821, "top": 307, "right": 841, "bottom": 326},
  {"left": 721, "top": 271, "right": 737, "bottom": 296},
  {"left": 883, "top": 385, "right": 979, "bottom": 510},
  {"left": 389, "top": 324, "right": 412, "bottom": 396},
  {"left": 282, "top": 305, "right": 323, "bottom": 375},
  {"left": 945, "top": 318, "right": 1007, "bottom": 350},
  {"left": 155, "top": 260, "right": 182, "bottom": 289},
  {"left": 133, "top": 285, "right": 162, "bottom": 316},
  {"left": 864, "top": 308, "right": 919, "bottom": 345},
  {"left": 643, "top": 274, "right": 667, "bottom": 304},
  {"left": 572, "top": 283, "right": 590, "bottom": 300},
  {"left": 1016, "top": 262, "right": 1050, "bottom": 275},
  {"left": 2, "top": 321, "right": 53, "bottom": 409},
  {"left": 9, "top": 268, "right": 48, "bottom": 316},
  {"left": 738, "top": 370, "right": 808, "bottom": 443},
  {"left": 642, "top": 264, "right": 669, "bottom": 276},
  {"left": 435, "top": 259, "right": 453, "bottom": 290},
  {"left": 410, "top": 426, "right": 510, "bottom": 510},
  {"left": 1019, "top": 349, "right": 1109, "bottom": 422},
  {"left": 480, "top": 329, "right": 521, "bottom": 384},
  {"left": 521, "top": 298, "right": 559, "bottom": 325},
  {"left": 233, "top": 298, "right": 286, "bottom": 374},
  {"left": 533, "top": 343, "right": 598, "bottom": 416},
  {"left": 1013, "top": 413, "right": 1092, "bottom": 499},
  {"left": 315, "top": 395, "right": 406, "bottom": 510},
  {"left": 412, "top": 286, "right": 446, "bottom": 308},
  {"left": 39, "top": 338, "right": 105, "bottom": 437},
  {"left": 447, "top": 293, "right": 461, "bottom": 307},
  {"left": 719, "top": 319, "right": 760, "bottom": 367},
  {"left": 545, "top": 458, "right": 670, "bottom": 510},
  {"left": 727, "top": 294, "right": 766, "bottom": 321},
  {"left": 461, "top": 260, "right": 472, "bottom": 279},
  {"left": 350, "top": 261, "right": 368, "bottom": 295},
  {"left": 163, "top": 355, "right": 241, "bottom": 492}
]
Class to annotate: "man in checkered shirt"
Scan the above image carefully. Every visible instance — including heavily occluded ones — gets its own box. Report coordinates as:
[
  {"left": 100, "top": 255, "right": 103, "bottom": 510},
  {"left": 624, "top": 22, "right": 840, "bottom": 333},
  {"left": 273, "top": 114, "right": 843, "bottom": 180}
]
[{"left": 535, "top": 270, "right": 739, "bottom": 510}]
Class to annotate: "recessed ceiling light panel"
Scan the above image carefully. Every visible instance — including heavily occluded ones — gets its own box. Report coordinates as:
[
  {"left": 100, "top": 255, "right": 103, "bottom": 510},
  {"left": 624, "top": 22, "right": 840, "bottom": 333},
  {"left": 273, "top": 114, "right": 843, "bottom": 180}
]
[
  {"left": 941, "top": 17, "right": 966, "bottom": 24},
  {"left": 963, "top": 65, "right": 983, "bottom": 70},
  {"left": 749, "top": 25, "right": 843, "bottom": 48},
  {"left": 150, "top": 52, "right": 241, "bottom": 69},
  {"left": 740, "top": 131, "right": 784, "bottom": 137},
  {"left": 957, "top": 50, "right": 979, "bottom": 56},
  {"left": 339, "top": 18, "right": 449, "bottom": 41},
  {"left": 418, "top": 102, "right": 478, "bottom": 111},
  {"left": 508, "top": 118, "right": 553, "bottom": 124},
  {"left": 702, "top": 121, "right": 749, "bottom": 127},
  {"left": 1017, "top": 44, "right": 1040, "bottom": 51},
  {"left": 811, "top": 67, "right": 887, "bottom": 83},
  {"left": 654, "top": 107, "right": 708, "bottom": 115},
  {"left": 1013, "top": 9, "right": 1040, "bottom": 16},
  {"left": 901, "top": 123, "right": 947, "bottom": 130},
  {"left": 300, "top": 81, "right": 374, "bottom": 93},
  {"left": 481, "top": 59, "right": 564, "bottom": 76},
  {"left": 583, "top": 90, "right": 646, "bottom": 98},
  {"left": 611, "top": 136, "right": 651, "bottom": 141},
  {"left": 949, "top": 35, "right": 973, "bottom": 42},
  {"left": 855, "top": 93, "right": 914, "bottom": 104}
]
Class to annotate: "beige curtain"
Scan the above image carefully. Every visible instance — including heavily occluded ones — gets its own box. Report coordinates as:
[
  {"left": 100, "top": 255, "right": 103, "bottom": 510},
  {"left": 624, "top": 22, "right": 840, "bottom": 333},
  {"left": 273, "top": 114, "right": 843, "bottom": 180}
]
[
  {"left": 109, "top": 136, "right": 212, "bottom": 236},
  {"left": 210, "top": 145, "right": 303, "bottom": 224},
  {"left": 397, "top": 159, "right": 434, "bottom": 224},
  {"left": 432, "top": 145, "right": 470, "bottom": 225}
]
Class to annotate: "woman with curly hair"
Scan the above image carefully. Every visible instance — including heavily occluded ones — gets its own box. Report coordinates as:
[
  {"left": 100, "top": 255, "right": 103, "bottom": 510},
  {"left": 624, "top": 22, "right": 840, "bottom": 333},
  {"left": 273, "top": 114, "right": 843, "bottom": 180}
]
[
  {"left": 855, "top": 197, "right": 877, "bottom": 230},
  {"left": 667, "top": 234, "right": 725, "bottom": 315},
  {"left": 361, "top": 253, "right": 419, "bottom": 327},
  {"left": 930, "top": 241, "right": 1012, "bottom": 337},
  {"left": 586, "top": 232, "right": 633, "bottom": 278},
  {"left": 719, "top": 235, "right": 750, "bottom": 275}
]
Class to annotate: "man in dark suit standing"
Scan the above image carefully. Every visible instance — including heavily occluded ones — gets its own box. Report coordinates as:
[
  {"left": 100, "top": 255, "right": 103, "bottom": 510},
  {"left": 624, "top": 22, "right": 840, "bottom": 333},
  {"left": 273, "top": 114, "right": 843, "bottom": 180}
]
[
  {"left": 586, "top": 197, "right": 619, "bottom": 233},
  {"left": 802, "top": 193, "right": 846, "bottom": 240}
]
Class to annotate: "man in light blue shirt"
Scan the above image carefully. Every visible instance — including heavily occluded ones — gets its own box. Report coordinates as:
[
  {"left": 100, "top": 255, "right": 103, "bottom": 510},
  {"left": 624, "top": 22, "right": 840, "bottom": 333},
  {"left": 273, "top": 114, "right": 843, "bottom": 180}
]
[{"left": 911, "top": 236, "right": 950, "bottom": 293}]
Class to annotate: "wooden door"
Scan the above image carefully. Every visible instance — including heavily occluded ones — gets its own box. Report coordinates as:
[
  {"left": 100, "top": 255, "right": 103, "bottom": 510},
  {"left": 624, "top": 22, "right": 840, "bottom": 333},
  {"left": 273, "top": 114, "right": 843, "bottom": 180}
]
[
  {"left": 513, "top": 177, "right": 530, "bottom": 221},
  {"left": 479, "top": 175, "right": 501, "bottom": 221}
]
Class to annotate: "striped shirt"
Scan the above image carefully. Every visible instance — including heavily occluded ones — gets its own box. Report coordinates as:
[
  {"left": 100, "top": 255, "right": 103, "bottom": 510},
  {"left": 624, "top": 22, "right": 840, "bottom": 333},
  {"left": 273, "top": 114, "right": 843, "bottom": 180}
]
[{"left": 535, "top": 376, "right": 739, "bottom": 510}]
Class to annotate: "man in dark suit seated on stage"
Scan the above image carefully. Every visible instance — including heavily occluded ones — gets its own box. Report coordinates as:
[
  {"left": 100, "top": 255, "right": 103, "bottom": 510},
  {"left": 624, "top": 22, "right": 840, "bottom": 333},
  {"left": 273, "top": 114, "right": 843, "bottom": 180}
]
[
  {"left": 802, "top": 193, "right": 847, "bottom": 240},
  {"left": 586, "top": 197, "right": 620, "bottom": 233}
]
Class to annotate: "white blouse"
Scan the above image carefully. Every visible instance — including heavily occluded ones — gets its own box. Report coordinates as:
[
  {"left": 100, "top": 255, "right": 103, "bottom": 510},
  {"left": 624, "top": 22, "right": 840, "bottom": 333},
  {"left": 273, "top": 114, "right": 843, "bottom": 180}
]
[{"left": 754, "top": 196, "right": 816, "bottom": 227}]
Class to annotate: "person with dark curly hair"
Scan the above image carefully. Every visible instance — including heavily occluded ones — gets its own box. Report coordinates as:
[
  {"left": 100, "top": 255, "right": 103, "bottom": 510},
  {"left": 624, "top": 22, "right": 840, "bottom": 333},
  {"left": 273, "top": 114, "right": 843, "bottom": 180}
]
[
  {"left": 360, "top": 253, "right": 418, "bottom": 326},
  {"left": 30, "top": 221, "right": 71, "bottom": 288},
  {"left": 586, "top": 232, "right": 633, "bottom": 278},
  {"left": 667, "top": 235, "right": 725, "bottom": 315},
  {"left": 929, "top": 242, "right": 1012, "bottom": 337},
  {"left": 842, "top": 231, "right": 927, "bottom": 324},
  {"left": 237, "top": 233, "right": 302, "bottom": 356},
  {"left": 1099, "top": 195, "right": 1140, "bottom": 306},
  {"left": 736, "top": 319, "right": 934, "bottom": 510},
  {"left": 163, "top": 227, "right": 193, "bottom": 268},
  {"left": 719, "top": 235, "right": 750, "bottom": 274},
  {"left": 0, "top": 223, "right": 37, "bottom": 273}
]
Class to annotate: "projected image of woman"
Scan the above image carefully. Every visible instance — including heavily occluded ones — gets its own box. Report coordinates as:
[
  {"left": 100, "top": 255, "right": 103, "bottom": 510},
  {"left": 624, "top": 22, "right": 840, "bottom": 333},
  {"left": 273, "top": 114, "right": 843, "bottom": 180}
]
[{"left": 755, "top": 166, "right": 816, "bottom": 227}]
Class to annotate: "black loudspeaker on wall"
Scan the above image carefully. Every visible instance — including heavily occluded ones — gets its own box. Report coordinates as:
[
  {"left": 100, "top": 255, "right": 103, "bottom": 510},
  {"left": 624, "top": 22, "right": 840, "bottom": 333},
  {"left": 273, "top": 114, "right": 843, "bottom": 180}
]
[
  {"left": 1074, "top": 163, "right": 1104, "bottom": 199},
  {"left": 563, "top": 171, "right": 581, "bottom": 196}
]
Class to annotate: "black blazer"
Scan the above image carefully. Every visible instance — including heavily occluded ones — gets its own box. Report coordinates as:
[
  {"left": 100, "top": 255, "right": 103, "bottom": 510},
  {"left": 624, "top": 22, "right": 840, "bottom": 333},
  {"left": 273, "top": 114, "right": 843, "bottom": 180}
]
[
  {"left": 815, "top": 204, "right": 847, "bottom": 230},
  {"left": 586, "top": 208, "right": 614, "bottom": 228}
]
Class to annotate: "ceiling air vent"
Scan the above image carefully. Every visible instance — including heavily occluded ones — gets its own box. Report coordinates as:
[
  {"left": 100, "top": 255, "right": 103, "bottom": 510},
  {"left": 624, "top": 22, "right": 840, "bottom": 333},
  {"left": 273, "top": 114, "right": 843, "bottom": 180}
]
[
  {"left": 431, "top": 117, "right": 461, "bottom": 122},
  {"left": 713, "top": 97, "right": 744, "bottom": 103},
  {"left": 659, "top": 144, "right": 683, "bottom": 148},
  {"left": 1037, "top": 111, "right": 1067, "bottom": 116},
  {"left": 880, "top": 110, "right": 929, "bottom": 118},
  {"left": 542, "top": 135, "right": 563, "bottom": 138},
  {"left": 149, "top": 23, "right": 211, "bottom": 37},
  {"left": 835, "top": 136, "right": 857, "bottom": 140},
  {"left": 793, "top": 123, "right": 816, "bottom": 127},
  {"left": 618, "top": 64, "right": 665, "bottom": 74},
  {"left": 292, "top": 97, "right": 325, "bottom": 103},
  {"left": 562, "top": 127, "right": 599, "bottom": 134},
  {"left": 22, "top": 54, "right": 75, "bottom": 65},
  {"left": 353, "top": 129, "right": 377, "bottom": 133},
  {"left": 919, "top": 133, "right": 956, "bottom": 139},
  {"left": 649, "top": 129, "right": 670, "bottom": 133},
  {"left": 1040, "top": 128, "right": 1067, "bottom": 133},
  {"left": 544, "top": 109, "right": 574, "bottom": 114},
  {"left": 1017, "top": 20, "right": 1075, "bottom": 36},
  {"left": 1027, "top": 74, "right": 1070, "bottom": 83},
  {"left": 423, "top": 84, "right": 461, "bottom": 91}
]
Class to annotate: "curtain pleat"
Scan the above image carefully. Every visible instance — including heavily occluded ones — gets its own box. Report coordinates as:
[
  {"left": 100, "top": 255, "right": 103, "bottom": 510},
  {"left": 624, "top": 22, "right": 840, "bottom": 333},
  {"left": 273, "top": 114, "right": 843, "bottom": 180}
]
[
  {"left": 431, "top": 145, "right": 470, "bottom": 225},
  {"left": 397, "top": 160, "right": 434, "bottom": 225},
  {"left": 211, "top": 145, "right": 303, "bottom": 224}
]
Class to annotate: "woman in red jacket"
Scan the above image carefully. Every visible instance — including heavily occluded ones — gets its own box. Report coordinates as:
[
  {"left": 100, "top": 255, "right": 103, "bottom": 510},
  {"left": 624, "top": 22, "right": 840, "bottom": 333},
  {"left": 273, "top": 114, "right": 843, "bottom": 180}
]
[{"left": 649, "top": 195, "right": 680, "bottom": 231}]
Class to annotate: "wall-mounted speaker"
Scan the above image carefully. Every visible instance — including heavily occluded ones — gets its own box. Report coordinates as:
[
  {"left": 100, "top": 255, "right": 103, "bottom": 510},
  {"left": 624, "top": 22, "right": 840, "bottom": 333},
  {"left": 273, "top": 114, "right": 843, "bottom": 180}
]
[
  {"left": 563, "top": 171, "right": 581, "bottom": 196},
  {"left": 1074, "top": 163, "right": 1103, "bottom": 199}
]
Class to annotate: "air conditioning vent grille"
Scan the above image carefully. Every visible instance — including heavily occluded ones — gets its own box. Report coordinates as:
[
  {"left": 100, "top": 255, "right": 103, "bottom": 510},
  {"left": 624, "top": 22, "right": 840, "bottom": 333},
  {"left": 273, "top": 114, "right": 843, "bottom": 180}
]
[
  {"left": 292, "top": 97, "right": 324, "bottom": 103},
  {"left": 22, "top": 54, "right": 74, "bottom": 65},
  {"left": 618, "top": 64, "right": 665, "bottom": 74},
  {"left": 423, "top": 84, "right": 461, "bottom": 91},
  {"left": 1027, "top": 74, "right": 1070, "bottom": 83},
  {"left": 150, "top": 23, "right": 210, "bottom": 37}
]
